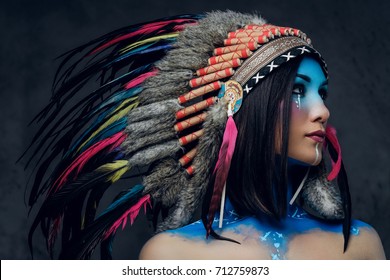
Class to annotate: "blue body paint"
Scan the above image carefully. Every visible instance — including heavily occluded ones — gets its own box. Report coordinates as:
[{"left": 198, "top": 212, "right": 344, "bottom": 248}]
[{"left": 168, "top": 198, "right": 368, "bottom": 259}]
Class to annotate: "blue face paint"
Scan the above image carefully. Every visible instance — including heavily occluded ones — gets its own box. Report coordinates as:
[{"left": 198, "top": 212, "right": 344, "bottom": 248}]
[
  {"left": 291, "top": 57, "right": 328, "bottom": 111},
  {"left": 288, "top": 56, "right": 330, "bottom": 166}
]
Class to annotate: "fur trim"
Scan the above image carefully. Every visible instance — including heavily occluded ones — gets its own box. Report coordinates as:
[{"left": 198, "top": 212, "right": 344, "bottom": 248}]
[
  {"left": 299, "top": 167, "right": 344, "bottom": 220},
  {"left": 156, "top": 100, "right": 227, "bottom": 231}
]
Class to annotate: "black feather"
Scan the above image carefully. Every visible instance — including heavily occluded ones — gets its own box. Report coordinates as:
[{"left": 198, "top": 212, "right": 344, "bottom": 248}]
[
  {"left": 25, "top": 14, "right": 203, "bottom": 259},
  {"left": 59, "top": 185, "right": 145, "bottom": 259},
  {"left": 327, "top": 142, "right": 351, "bottom": 252},
  {"left": 28, "top": 168, "right": 120, "bottom": 258}
]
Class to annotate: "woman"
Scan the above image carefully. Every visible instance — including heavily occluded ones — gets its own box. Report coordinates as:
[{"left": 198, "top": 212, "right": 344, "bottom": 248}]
[
  {"left": 140, "top": 55, "right": 386, "bottom": 259},
  {"left": 26, "top": 11, "right": 385, "bottom": 259}
]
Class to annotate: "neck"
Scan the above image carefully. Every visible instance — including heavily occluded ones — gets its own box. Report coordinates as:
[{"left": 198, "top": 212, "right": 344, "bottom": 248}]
[{"left": 224, "top": 157, "right": 311, "bottom": 220}]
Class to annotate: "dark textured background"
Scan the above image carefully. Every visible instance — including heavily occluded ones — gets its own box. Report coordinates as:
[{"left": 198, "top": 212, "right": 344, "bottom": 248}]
[{"left": 0, "top": 0, "right": 389, "bottom": 259}]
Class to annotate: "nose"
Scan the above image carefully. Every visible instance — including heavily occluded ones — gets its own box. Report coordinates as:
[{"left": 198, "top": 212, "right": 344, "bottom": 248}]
[{"left": 309, "top": 99, "right": 330, "bottom": 124}]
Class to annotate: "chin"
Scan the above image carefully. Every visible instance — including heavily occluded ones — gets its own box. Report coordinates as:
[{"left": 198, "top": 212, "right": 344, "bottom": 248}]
[
  {"left": 289, "top": 153, "right": 322, "bottom": 166},
  {"left": 305, "top": 154, "right": 322, "bottom": 166}
]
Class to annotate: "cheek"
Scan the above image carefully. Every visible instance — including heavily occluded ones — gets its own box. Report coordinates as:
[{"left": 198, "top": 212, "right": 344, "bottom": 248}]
[
  {"left": 291, "top": 95, "right": 313, "bottom": 113},
  {"left": 288, "top": 101, "right": 308, "bottom": 148},
  {"left": 290, "top": 100, "right": 308, "bottom": 125}
]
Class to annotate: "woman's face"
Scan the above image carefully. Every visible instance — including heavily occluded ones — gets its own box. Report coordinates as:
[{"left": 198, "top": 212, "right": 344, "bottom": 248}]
[{"left": 287, "top": 56, "right": 329, "bottom": 165}]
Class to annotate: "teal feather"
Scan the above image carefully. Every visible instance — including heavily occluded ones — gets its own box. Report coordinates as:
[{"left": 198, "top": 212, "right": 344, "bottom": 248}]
[
  {"left": 78, "top": 118, "right": 128, "bottom": 154},
  {"left": 65, "top": 87, "right": 142, "bottom": 157}
]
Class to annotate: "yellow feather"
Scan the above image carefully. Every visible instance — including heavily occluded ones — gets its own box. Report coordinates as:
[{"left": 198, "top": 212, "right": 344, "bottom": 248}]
[
  {"left": 76, "top": 97, "right": 139, "bottom": 152},
  {"left": 109, "top": 166, "right": 130, "bottom": 183},
  {"left": 97, "top": 160, "right": 130, "bottom": 183},
  {"left": 120, "top": 32, "right": 179, "bottom": 53}
]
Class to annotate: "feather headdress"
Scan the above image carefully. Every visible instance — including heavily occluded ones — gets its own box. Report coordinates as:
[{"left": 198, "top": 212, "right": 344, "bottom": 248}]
[{"left": 23, "top": 11, "right": 350, "bottom": 259}]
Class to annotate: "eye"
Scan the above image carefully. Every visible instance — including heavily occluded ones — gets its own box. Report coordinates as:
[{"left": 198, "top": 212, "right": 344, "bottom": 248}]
[
  {"left": 292, "top": 84, "right": 305, "bottom": 96},
  {"left": 319, "top": 87, "right": 328, "bottom": 101}
]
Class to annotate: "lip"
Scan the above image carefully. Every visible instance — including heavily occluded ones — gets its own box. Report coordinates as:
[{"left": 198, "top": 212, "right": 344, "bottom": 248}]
[{"left": 306, "top": 130, "right": 325, "bottom": 143}]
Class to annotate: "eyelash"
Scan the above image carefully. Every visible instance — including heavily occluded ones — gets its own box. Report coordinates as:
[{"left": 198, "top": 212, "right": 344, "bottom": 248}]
[
  {"left": 319, "top": 88, "right": 328, "bottom": 101},
  {"left": 292, "top": 84, "right": 305, "bottom": 96},
  {"left": 292, "top": 84, "right": 328, "bottom": 101}
]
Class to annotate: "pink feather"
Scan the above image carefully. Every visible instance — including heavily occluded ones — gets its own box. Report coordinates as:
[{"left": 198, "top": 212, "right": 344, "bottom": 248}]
[
  {"left": 103, "top": 194, "right": 151, "bottom": 239},
  {"left": 90, "top": 19, "right": 197, "bottom": 55},
  {"left": 206, "top": 116, "right": 238, "bottom": 236},
  {"left": 51, "top": 132, "right": 126, "bottom": 194},
  {"left": 173, "top": 22, "right": 197, "bottom": 31},
  {"left": 124, "top": 70, "right": 158, "bottom": 90},
  {"left": 325, "top": 125, "right": 342, "bottom": 181}
]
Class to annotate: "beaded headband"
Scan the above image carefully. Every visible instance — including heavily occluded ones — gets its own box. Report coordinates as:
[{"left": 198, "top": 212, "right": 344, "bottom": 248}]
[{"left": 176, "top": 24, "right": 327, "bottom": 176}]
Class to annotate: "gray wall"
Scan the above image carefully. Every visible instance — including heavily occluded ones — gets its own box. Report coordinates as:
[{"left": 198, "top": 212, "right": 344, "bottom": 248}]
[{"left": 0, "top": 0, "right": 389, "bottom": 259}]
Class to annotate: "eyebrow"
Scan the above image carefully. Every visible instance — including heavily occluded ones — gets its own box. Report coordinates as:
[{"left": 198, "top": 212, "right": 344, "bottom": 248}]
[
  {"left": 296, "top": 74, "right": 311, "bottom": 82},
  {"left": 296, "top": 74, "right": 329, "bottom": 86}
]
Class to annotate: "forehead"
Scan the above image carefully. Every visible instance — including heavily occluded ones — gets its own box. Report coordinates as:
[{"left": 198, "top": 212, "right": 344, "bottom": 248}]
[{"left": 296, "top": 56, "right": 327, "bottom": 81}]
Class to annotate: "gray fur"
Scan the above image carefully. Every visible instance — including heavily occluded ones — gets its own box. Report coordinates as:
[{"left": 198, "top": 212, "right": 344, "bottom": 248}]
[
  {"left": 156, "top": 101, "right": 227, "bottom": 231},
  {"left": 138, "top": 82, "right": 189, "bottom": 105},
  {"left": 139, "top": 71, "right": 192, "bottom": 105},
  {"left": 144, "top": 70, "right": 193, "bottom": 87},
  {"left": 143, "top": 158, "right": 182, "bottom": 194},
  {"left": 127, "top": 140, "right": 181, "bottom": 166},
  {"left": 124, "top": 114, "right": 174, "bottom": 138},
  {"left": 126, "top": 99, "right": 182, "bottom": 123},
  {"left": 157, "top": 48, "right": 209, "bottom": 71},
  {"left": 143, "top": 158, "right": 189, "bottom": 208},
  {"left": 123, "top": 98, "right": 179, "bottom": 153},
  {"left": 155, "top": 11, "right": 266, "bottom": 73},
  {"left": 300, "top": 171, "right": 344, "bottom": 220},
  {"left": 122, "top": 129, "right": 177, "bottom": 155}
]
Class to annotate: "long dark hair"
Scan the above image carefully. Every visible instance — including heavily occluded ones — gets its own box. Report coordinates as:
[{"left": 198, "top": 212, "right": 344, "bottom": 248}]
[
  {"left": 223, "top": 55, "right": 352, "bottom": 250},
  {"left": 226, "top": 56, "right": 304, "bottom": 220}
]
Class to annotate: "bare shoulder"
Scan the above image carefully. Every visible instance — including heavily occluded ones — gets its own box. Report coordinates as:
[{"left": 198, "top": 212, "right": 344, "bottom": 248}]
[
  {"left": 138, "top": 224, "right": 263, "bottom": 259},
  {"left": 287, "top": 220, "right": 386, "bottom": 259},
  {"left": 139, "top": 232, "right": 183, "bottom": 260},
  {"left": 139, "top": 231, "right": 209, "bottom": 259},
  {"left": 350, "top": 221, "right": 386, "bottom": 259}
]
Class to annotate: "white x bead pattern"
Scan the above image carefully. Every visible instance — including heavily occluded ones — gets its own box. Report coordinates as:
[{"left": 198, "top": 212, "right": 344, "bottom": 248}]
[
  {"left": 267, "top": 61, "right": 279, "bottom": 71},
  {"left": 281, "top": 52, "right": 295, "bottom": 61},
  {"left": 298, "top": 46, "right": 310, "bottom": 54},
  {"left": 244, "top": 84, "right": 253, "bottom": 93},
  {"left": 251, "top": 73, "right": 265, "bottom": 83}
]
